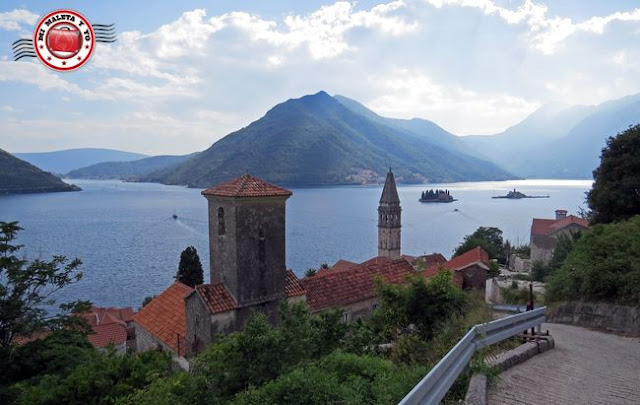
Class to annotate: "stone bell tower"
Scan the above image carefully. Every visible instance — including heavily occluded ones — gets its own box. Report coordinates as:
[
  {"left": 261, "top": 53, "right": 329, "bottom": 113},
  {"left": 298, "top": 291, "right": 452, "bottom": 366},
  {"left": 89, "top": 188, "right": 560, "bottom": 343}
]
[
  {"left": 201, "top": 174, "right": 292, "bottom": 314},
  {"left": 378, "top": 168, "right": 401, "bottom": 258}
]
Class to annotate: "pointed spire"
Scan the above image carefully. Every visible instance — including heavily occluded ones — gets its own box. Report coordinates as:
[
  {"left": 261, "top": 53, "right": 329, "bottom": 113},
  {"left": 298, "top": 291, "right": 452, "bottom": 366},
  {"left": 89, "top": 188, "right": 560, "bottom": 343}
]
[{"left": 379, "top": 168, "right": 400, "bottom": 204}]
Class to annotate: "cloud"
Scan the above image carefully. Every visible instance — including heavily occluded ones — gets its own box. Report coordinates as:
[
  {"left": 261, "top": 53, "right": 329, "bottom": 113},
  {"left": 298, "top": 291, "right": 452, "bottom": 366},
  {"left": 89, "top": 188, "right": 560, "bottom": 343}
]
[
  {"left": 424, "top": 0, "right": 640, "bottom": 54},
  {"left": 367, "top": 69, "right": 539, "bottom": 134},
  {"left": 0, "top": 9, "right": 38, "bottom": 31},
  {"left": 0, "top": 61, "right": 89, "bottom": 95}
]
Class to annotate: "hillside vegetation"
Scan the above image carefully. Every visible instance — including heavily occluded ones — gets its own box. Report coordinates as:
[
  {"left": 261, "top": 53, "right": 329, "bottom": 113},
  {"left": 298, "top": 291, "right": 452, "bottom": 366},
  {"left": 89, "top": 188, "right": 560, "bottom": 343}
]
[
  {"left": 0, "top": 149, "right": 80, "bottom": 194},
  {"left": 66, "top": 153, "right": 197, "bottom": 180},
  {"left": 144, "top": 91, "right": 513, "bottom": 187}
]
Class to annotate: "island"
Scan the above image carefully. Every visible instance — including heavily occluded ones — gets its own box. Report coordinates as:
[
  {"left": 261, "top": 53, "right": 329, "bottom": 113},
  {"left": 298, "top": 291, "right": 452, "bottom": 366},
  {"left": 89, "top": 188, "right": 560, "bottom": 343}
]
[
  {"left": 492, "top": 189, "right": 549, "bottom": 199},
  {"left": 419, "top": 189, "right": 457, "bottom": 203}
]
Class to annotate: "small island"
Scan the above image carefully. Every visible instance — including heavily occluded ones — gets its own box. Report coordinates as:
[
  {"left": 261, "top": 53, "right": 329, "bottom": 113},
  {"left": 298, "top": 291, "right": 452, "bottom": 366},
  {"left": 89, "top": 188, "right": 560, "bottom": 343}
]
[
  {"left": 419, "top": 188, "right": 457, "bottom": 203},
  {"left": 492, "top": 189, "right": 549, "bottom": 199}
]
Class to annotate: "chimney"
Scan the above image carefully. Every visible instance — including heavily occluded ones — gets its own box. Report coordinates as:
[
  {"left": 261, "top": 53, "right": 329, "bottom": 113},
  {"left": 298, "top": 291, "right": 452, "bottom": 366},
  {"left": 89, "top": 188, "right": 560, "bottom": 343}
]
[{"left": 555, "top": 209, "right": 567, "bottom": 220}]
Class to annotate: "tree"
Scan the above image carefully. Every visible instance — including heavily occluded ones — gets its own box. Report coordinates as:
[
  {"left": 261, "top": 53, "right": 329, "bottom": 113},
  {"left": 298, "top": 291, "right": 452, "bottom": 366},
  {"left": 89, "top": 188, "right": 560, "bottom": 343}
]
[
  {"left": 588, "top": 124, "right": 640, "bottom": 224},
  {"left": 304, "top": 268, "right": 317, "bottom": 277},
  {"left": 454, "top": 226, "right": 505, "bottom": 263},
  {"left": 0, "top": 221, "right": 88, "bottom": 355},
  {"left": 176, "top": 246, "right": 203, "bottom": 287},
  {"left": 546, "top": 216, "right": 640, "bottom": 304}
]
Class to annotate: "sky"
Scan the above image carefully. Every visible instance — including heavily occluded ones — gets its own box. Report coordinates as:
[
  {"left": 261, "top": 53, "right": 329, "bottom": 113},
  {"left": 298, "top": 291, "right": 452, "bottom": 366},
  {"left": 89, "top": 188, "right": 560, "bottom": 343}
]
[{"left": 1, "top": 0, "right": 640, "bottom": 155}]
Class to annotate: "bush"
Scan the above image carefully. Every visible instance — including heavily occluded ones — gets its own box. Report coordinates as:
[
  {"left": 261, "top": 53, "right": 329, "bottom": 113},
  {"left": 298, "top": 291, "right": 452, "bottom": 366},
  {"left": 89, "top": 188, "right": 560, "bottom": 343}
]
[
  {"left": 231, "top": 351, "right": 428, "bottom": 405},
  {"left": 546, "top": 216, "right": 640, "bottom": 304}
]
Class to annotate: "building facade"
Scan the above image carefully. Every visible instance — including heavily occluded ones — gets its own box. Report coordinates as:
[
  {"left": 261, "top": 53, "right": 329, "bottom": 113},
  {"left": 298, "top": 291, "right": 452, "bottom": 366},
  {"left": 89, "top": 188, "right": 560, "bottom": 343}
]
[{"left": 530, "top": 209, "right": 589, "bottom": 263}]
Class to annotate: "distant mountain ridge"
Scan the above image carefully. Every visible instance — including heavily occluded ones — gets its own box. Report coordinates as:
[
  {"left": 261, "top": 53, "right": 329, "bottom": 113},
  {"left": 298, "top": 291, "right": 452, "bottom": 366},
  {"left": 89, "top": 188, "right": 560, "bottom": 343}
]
[
  {"left": 66, "top": 153, "right": 198, "bottom": 180},
  {"left": 15, "top": 148, "right": 148, "bottom": 174},
  {"left": 0, "top": 149, "right": 80, "bottom": 194},
  {"left": 460, "top": 94, "right": 640, "bottom": 178},
  {"left": 143, "top": 91, "right": 513, "bottom": 187}
]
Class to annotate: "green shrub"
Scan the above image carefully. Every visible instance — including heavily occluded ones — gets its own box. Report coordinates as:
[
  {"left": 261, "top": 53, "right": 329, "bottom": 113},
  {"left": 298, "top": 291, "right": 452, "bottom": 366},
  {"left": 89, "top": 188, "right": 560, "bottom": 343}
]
[{"left": 546, "top": 216, "right": 640, "bottom": 304}]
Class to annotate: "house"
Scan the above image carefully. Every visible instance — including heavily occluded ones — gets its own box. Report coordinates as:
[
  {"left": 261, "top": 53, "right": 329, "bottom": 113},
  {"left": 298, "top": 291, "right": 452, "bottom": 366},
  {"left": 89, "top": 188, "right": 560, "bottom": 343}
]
[
  {"left": 133, "top": 282, "right": 193, "bottom": 357},
  {"left": 530, "top": 209, "right": 589, "bottom": 263},
  {"left": 301, "top": 258, "right": 417, "bottom": 321},
  {"left": 82, "top": 306, "right": 135, "bottom": 353},
  {"left": 423, "top": 246, "right": 489, "bottom": 290}
]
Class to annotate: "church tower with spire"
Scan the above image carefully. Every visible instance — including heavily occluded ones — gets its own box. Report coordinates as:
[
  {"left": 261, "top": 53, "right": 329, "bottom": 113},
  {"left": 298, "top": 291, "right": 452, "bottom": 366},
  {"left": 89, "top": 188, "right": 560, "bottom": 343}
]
[{"left": 378, "top": 169, "right": 401, "bottom": 258}]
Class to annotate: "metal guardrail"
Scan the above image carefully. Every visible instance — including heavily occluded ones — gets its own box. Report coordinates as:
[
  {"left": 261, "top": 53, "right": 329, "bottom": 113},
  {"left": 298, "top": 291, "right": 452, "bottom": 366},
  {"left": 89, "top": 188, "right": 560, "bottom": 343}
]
[{"left": 398, "top": 306, "right": 547, "bottom": 405}]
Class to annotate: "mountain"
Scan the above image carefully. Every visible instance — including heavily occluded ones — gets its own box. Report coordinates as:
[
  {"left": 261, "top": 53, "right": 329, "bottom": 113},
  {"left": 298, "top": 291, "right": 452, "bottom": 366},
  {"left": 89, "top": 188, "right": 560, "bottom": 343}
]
[
  {"left": 15, "top": 148, "right": 148, "bottom": 175},
  {"left": 334, "top": 95, "right": 470, "bottom": 155},
  {"left": 144, "top": 91, "right": 513, "bottom": 187},
  {"left": 0, "top": 149, "right": 80, "bottom": 194},
  {"left": 459, "top": 94, "right": 640, "bottom": 178},
  {"left": 66, "top": 153, "right": 198, "bottom": 180}
]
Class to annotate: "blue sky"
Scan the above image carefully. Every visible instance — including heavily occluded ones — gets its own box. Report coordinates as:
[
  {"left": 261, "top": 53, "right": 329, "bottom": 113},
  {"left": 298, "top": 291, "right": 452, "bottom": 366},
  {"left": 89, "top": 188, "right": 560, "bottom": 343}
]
[{"left": 1, "top": 0, "right": 640, "bottom": 154}]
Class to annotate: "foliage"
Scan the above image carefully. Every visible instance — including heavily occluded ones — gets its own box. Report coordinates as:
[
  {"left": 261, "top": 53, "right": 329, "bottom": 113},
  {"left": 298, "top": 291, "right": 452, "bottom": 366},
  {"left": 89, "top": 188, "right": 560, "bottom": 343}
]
[
  {"left": 230, "top": 351, "right": 428, "bottom": 405},
  {"left": 0, "top": 330, "right": 96, "bottom": 403},
  {"left": 454, "top": 226, "right": 506, "bottom": 263},
  {"left": 500, "top": 282, "right": 534, "bottom": 305},
  {"left": 13, "top": 351, "right": 173, "bottom": 405},
  {"left": 304, "top": 268, "right": 316, "bottom": 277},
  {"left": 0, "top": 221, "right": 89, "bottom": 354},
  {"left": 140, "top": 296, "right": 155, "bottom": 308},
  {"left": 0, "top": 149, "right": 78, "bottom": 194},
  {"left": 372, "top": 270, "right": 467, "bottom": 340},
  {"left": 176, "top": 246, "right": 203, "bottom": 287},
  {"left": 511, "top": 243, "right": 531, "bottom": 258},
  {"left": 588, "top": 124, "right": 640, "bottom": 224},
  {"left": 190, "top": 303, "right": 348, "bottom": 401},
  {"left": 488, "top": 260, "right": 500, "bottom": 277},
  {"left": 546, "top": 216, "right": 640, "bottom": 304}
]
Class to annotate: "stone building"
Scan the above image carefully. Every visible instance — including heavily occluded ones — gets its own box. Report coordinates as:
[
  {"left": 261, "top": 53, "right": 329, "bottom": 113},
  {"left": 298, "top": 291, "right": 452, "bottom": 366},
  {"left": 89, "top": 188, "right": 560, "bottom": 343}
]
[
  {"left": 423, "top": 246, "right": 489, "bottom": 290},
  {"left": 378, "top": 169, "right": 402, "bottom": 258},
  {"left": 530, "top": 209, "right": 589, "bottom": 263}
]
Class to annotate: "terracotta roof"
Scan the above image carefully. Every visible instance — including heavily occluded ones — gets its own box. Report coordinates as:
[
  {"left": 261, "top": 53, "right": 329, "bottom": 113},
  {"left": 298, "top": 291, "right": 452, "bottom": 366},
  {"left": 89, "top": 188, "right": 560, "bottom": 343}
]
[
  {"left": 445, "top": 246, "right": 489, "bottom": 271},
  {"left": 421, "top": 265, "right": 464, "bottom": 288},
  {"left": 301, "top": 258, "right": 415, "bottom": 312},
  {"left": 83, "top": 306, "right": 134, "bottom": 327},
  {"left": 316, "top": 260, "right": 358, "bottom": 276},
  {"left": 195, "top": 283, "right": 237, "bottom": 314},
  {"left": 360, "top": 256, "right": 391, "bottom": 266},
  {"left": 531, "top": 215, "right": 589, "bottom": 236},
  {"left": 88, "top": 323, "right": 127, "bottom": 348},
  {"left": 133, "top": 282, "right": 193, "bottom": 353},
  {"left": 14, "top": 330, "right": 51, "bottom": 345},
  {"left": 201, "top": 174, "right": 292, "bottom": 198},
  {"left": 417, "top": 253, "right": 447, "bottom": 268},
  {"left": 285, "top": 270, "right": 306, "bottom": 297}
]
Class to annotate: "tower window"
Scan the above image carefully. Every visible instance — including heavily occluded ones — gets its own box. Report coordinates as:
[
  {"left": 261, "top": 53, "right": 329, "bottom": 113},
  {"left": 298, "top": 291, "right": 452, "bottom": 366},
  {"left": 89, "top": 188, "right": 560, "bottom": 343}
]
[
  {"left": 217, "top": 207, "right": 225, "bottom": 235},
  {"left": 258, "top": 229, "right": 266, "bottom": 264}
]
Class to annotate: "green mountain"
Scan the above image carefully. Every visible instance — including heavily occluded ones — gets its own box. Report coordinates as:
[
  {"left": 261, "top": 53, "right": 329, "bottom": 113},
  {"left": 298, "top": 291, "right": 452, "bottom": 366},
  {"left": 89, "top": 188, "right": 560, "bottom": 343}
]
[
  {"left": 66, "top": 153, "right": 198, "bottom": 180},
  {"left": 15, "top": 148, "right": 148, "bottom": 175},
  {"left": 0, "top": 149, "right": 80, "bottom": 194},
  {"left": 144, "top": 91, "right": 513, "bottom": 187}
]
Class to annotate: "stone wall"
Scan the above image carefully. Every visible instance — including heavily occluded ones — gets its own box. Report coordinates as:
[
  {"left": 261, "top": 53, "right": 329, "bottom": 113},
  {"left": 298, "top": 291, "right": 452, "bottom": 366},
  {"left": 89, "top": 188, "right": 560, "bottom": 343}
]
[
  {"left": 134, "top": 322, "right": 175, "bottom": 354},
  {"left": 549, "top": 301, "right": 640, "bottom": 337},
  {"left": 185, "top": 293, "right": 214, "bottom": 357}
]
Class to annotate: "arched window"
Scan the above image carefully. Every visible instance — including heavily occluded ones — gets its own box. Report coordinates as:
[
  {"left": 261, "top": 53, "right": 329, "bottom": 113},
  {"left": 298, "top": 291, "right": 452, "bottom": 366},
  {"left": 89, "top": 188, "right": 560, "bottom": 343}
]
[
  {"left": 258, "top": 229, "right": 266, "bottom": 264},
  {"left": 217, "top": 207, "right": 225, "bottom": 235}
]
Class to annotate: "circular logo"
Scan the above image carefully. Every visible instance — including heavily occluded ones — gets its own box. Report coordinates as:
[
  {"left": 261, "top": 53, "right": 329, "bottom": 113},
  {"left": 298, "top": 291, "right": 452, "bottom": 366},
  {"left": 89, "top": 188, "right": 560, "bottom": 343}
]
[{"left": 33, "top": 10, "right": 95, "bottom": 72}]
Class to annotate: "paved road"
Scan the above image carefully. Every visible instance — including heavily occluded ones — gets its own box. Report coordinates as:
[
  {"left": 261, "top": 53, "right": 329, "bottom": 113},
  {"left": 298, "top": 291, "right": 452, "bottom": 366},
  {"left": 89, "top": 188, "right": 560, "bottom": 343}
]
[{"left": 487, "top": 323, "right": 640, "bottom": 405}]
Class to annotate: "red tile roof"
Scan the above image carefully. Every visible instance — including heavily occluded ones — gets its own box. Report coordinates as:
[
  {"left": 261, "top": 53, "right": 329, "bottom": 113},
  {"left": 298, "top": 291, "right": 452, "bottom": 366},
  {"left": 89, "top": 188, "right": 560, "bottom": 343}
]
[
  {"left": 301, "top": 258, "right": 415, "bottom": 312},
  {"left": 444, "top": 246, "right": 489, "bottom": 271},
  {"left": 286, "top": 270, "right": 306, "bottom": 297},
  {"left": 531, "top": 215, "right": 589, "bottom": 236},
  {"left": 421, "top": 265, "right": 464, "bottom": 288},
  {"left": 133, "top": 282, "right": 193, "bottom": 353},
  {"left": 83, "top": 306, "right": 134, "bottom": 327},
  {"left": 195, "top": 283, "right": 237, "bottom": 314},
  {"left": 201, "top": 174, "right": 292, "bottom": 198},
  {"left": 418, "top": 253, "right": 447, "bottom": 268},
  {"left": 88, "top": 323, "right": 127, "bottom": 348}
]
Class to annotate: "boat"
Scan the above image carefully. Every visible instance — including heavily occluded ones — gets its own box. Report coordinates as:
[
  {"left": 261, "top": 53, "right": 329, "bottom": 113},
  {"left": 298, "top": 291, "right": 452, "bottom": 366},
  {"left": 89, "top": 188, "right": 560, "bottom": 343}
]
[
  {"left": 492, "top": 189, "right": 549, "bottom": 199},
  {"left": 419, "top": 188, "right": 457, "bottom": 203}
]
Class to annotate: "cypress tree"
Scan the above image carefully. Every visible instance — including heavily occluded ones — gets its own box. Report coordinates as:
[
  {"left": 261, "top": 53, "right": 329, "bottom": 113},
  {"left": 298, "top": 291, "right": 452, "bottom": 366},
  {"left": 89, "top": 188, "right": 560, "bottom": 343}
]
[{"left": 176, "top": 246, "right": 204, "bottom": 287}]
